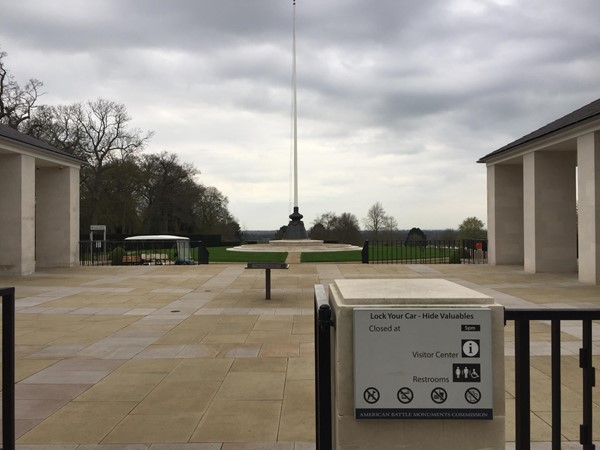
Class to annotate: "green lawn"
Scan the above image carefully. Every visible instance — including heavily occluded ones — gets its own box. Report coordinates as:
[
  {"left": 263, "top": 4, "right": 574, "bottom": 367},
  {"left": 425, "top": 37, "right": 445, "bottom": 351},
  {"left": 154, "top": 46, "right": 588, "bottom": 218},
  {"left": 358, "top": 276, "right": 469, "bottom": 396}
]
[
  {"left": 207, "top": 247, "right": 287, "bottom": 263},
  {"left": 301, "top": 251, "right": 362, "bottom": 263},
  {"left": 206, "top": 244, "right": 459, "bottom": 264}
]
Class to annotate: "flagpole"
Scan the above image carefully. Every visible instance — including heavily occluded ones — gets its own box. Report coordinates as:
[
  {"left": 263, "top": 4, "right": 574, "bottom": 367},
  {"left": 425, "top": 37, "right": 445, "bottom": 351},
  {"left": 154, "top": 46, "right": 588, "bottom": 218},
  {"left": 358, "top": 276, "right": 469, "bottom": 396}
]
[
  {"left": 281, "top": 0, "right": 308, "bottom": 240},
  {"left": 292, "top": 0, "right": 298, "bottom": 209}
]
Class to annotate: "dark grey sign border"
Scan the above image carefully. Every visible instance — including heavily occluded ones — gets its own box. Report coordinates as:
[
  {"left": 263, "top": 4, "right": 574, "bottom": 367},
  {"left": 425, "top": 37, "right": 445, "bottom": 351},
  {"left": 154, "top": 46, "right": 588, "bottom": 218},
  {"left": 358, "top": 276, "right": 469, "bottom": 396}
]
[{"left": 356, "top": 408, "right": 493, "bottom": 420}]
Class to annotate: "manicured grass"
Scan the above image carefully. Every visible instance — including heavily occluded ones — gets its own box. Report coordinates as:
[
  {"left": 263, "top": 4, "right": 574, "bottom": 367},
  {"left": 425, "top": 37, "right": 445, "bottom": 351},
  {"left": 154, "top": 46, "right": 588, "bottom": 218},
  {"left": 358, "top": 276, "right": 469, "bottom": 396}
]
[
  {"left": 207, "top": 247, "right": 287, "bottom": 263},
  {"left": 301, "top": 251, "right": 361, "bottom": 263}
]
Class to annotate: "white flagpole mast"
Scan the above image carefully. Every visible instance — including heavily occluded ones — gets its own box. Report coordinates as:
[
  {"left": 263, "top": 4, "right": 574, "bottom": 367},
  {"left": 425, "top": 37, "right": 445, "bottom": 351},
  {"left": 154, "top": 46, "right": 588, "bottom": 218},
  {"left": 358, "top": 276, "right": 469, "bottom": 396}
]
[
  {"left": 281, "top": 0, "right": 307, "bottom": 239},
  {"left": 292, "top": 0, "right": 298, "bottom": 209}
]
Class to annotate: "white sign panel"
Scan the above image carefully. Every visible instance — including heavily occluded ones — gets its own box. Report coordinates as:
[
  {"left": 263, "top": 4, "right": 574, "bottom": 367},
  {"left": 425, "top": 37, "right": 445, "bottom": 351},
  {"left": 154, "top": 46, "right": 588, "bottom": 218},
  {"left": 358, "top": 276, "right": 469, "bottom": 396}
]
[{"left": 353, "top": 308, "right": 493, "bottom": 420}]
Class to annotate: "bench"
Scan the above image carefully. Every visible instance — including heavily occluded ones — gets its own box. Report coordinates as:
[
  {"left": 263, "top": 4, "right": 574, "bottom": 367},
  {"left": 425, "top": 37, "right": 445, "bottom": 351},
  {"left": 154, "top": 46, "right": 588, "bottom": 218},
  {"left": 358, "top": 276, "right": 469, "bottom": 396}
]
[{"left": 246, "top": 262, "right": 289, "bottom": 300}]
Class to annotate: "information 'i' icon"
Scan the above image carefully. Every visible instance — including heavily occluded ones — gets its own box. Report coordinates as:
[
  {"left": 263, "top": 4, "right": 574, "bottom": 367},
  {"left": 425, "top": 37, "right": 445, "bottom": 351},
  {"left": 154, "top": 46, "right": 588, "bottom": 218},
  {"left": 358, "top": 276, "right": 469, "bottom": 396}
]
[{"left": 462, "top": 339, "right": 480, "bottom": 358}]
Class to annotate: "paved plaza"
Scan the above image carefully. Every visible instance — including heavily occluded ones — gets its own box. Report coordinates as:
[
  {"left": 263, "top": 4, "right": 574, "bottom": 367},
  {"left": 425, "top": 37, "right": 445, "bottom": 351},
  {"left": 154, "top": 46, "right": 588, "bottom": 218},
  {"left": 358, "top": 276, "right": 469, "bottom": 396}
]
[{"left": 1, "top": 262, "right": 600, "bottom": 449}]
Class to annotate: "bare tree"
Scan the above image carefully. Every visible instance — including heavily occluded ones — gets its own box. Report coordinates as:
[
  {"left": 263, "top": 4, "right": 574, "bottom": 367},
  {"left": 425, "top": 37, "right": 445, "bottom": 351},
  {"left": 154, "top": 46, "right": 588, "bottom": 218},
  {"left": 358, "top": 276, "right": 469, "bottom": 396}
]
[
  {"left": 382, "top": 215, "right": 399, "bottom": 240},
  {"left": 0, "top": 50, "right": 44, "bottom": 131},
  {"left": 363, "top": 202, "right": 387, "bottom": 240},
  {"left": 27, "top": 99, "right": 153, "bottom": 224}
]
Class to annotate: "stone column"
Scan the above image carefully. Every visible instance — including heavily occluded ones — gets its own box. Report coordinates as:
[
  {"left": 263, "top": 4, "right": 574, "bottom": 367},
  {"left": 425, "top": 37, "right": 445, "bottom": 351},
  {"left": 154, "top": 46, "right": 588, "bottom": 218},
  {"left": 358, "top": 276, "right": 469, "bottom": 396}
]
[
  {"left": 523, "top": 151, "right": 577, "bottom": 273},
  {"left": 0, "top": 154, "right": 36, "bottom": 275},
  {"left": 487, "top": 164, "right": 524, "bottom": 265},
  {"left": 35, "top": 166, "right": 80, "bottom": 268},
  {"left": 577, "top": 131, "right": 600, "bottom": 284}
]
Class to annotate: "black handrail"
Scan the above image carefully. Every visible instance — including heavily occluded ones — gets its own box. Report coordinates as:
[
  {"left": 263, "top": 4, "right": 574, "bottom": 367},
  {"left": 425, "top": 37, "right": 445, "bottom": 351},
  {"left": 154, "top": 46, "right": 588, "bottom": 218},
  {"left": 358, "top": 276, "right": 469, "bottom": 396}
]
[
  {"left": 1, "top": 287, "right": 15, "bottom": 450},
  {"left": 505, "top": 308, "right": 600, "bottom": 450},
  {"left": 314, "top": 284, "right": 334, "bottom": 450}
]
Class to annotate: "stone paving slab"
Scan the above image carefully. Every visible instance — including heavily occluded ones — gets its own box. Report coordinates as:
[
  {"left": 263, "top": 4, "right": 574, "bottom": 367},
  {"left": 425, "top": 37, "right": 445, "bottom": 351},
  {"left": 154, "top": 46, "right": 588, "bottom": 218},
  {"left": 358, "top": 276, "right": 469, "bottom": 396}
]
[{"left": 1, "top": 263, "right": 600, "bottom": 447}]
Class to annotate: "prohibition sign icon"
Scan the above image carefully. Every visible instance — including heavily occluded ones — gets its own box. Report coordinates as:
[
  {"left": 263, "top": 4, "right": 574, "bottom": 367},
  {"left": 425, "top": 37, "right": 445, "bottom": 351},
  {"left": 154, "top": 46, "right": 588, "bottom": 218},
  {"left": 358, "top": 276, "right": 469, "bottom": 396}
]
[
  {"left": 364, "top": 387, "right": 380, "bottom": 404},
  {"left": 465, "top": 387, "right": 482, "bottom": 404},
  {"left": 431, "top": 387, "right": 448, "bottom": 404},
  {"left": 397, "top": 387, "right": 414, "bottom": 404}
]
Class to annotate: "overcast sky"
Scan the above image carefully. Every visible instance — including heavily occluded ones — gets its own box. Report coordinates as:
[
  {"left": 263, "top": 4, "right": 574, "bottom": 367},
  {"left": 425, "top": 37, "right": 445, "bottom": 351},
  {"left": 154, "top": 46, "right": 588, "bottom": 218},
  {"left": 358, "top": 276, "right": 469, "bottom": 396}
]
[{"left": 2, "top": 0, "right": 600, "bottom": 230}]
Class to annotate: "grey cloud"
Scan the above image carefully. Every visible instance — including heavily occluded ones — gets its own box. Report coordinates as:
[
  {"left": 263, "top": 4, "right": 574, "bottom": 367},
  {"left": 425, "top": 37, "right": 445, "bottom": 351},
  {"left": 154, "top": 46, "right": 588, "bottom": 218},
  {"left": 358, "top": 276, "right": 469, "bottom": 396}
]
[{"left": 1, "top": 0, "right": 600, "bottom": 228}]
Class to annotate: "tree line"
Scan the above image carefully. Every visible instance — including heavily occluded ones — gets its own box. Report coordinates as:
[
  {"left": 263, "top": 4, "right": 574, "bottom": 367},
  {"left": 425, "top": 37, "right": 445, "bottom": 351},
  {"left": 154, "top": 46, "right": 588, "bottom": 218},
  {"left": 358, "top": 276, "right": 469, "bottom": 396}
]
[
  {"left": 0, "top": 50, "right": 240, "bottom": 240},
  {"left": 308, "top": 201, "right": 486, "bottom": 245}
]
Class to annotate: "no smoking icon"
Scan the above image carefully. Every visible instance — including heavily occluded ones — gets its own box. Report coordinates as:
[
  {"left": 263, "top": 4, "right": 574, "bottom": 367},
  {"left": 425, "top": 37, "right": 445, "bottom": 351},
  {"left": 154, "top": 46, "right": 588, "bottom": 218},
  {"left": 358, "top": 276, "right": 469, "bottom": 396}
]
[
  {"left": 397, "top": 387, "right": 414, "bottom": 404},
  {"left": 465, "top": 387, "right": 482, "bottom": 404},
  {"left": 363, "top": 387, "right": 380, "bottom": 404}
]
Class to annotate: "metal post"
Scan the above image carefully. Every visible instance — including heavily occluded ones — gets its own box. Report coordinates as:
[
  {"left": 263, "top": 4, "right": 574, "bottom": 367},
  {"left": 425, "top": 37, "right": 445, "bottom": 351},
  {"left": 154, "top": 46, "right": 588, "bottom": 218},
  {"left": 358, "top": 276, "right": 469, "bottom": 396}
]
[
  {"left": 2, "top": 287, "right": 16, "bottom": 450},
  {"left": 551, "top": 319, "right": 561, "bottom": 450},
  {"left": 515, "top": 319, "right": 531, "bottom": 450},
  {"left": 361, "top": 240, "right": 369, "bottom": 264},
  {"left": 314, "top": 285, "right": 333, "bottom": 450},
  {"left": 265, "top": 268, "right": 271, "bottom": 300},
  {"left": 580, "top": 319, "right": 596, "bottom": 450}
]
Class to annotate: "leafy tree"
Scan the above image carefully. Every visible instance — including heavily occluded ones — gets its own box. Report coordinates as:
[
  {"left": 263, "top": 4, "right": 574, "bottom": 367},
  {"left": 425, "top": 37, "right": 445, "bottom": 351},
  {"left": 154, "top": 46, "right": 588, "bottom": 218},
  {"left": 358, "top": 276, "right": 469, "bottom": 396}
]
[
  {"left": 406, "top": 227, "right": 427, "bottom": 246},
  {"left": 0, "top": 50, "right": 43, "bottom": 130},
  {"left": 308, "top": 222, "right": 327, "bottom": 241},
  {"left": 137, "top": 152, "right": 240, "bottom": 239},
  {"left": 92, "top": 158, "right": 144, "bottom": 235},
  {"left": 310, "top": 212, "right": 338, "bottom": 240},
  {"left": 273, "top": 225, "right": 287, "bottom": 240},
  {"left": 458, "top": 216, "right": 487, "bottom": 240},
  {"left": 334, "top": 212, "right": 362, "bottom": 245},
  {"left": 139, "top": 152, "right": 199, "bottom": 234},
  {"left": 310, "top": 212, "right": 361, "bottom": 244},
  {"left": 194, "top": 185, "right": 239, "bottom": 239}
]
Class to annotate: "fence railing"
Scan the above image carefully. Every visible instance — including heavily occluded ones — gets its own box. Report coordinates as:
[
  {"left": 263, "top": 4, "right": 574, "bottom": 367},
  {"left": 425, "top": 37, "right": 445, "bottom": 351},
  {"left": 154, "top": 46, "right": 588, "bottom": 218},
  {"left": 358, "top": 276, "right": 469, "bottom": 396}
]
[
  {"left": 504, "top": 308, "right": 600, "bottom": 450},
  {"left": 79, "top": 240, "right": 209, "bottom": 266},
  {"left": 1, "top": 287, "right": 16, "bottom": 450},
  {"left": 362, "top": 239, "right": 488, "bottom": 264},
  {"left": 314, "top": 287, "right": 599, "bottom": 450}
]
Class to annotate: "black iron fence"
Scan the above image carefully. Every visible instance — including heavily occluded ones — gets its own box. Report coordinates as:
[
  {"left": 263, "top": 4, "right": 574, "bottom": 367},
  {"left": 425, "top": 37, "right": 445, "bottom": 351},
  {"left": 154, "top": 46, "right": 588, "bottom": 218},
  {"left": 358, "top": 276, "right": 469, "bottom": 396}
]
[
  {"left": 505, "top": 308, "right": 600, "bottom": 450},
  {"left": 1, "top": 287, "right": 15, "bottom": 450},
  {"left": 362, "top": 239, "right": 488, "bottom": 264},
  {"left": 79, "top": 240, "right": 209, "bottom": 266},
  {"left": 314, "top": 287, "right": 599, "bottom": 450}
]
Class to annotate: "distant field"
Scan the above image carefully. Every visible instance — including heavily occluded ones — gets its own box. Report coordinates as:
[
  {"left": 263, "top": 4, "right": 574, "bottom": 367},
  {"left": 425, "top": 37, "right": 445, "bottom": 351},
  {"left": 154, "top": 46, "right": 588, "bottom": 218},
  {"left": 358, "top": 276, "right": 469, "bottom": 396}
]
[{"left": 207, "top": 247, "right": 287, "bottom": 263}]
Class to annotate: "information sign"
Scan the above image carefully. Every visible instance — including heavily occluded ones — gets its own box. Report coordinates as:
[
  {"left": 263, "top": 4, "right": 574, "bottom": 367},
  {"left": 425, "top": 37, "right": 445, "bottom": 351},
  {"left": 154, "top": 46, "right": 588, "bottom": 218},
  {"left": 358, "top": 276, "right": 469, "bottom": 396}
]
[{"left": 353, "top": 307, "right": 493, "bottom": 420}]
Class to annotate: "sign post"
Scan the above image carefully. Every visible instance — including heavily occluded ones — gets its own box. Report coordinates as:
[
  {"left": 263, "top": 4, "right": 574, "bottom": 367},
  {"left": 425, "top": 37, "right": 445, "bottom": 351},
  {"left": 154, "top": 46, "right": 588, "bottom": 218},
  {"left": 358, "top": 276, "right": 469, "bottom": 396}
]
[{"left": 327, "top": 278, "right": 505, "bottom": 450}]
